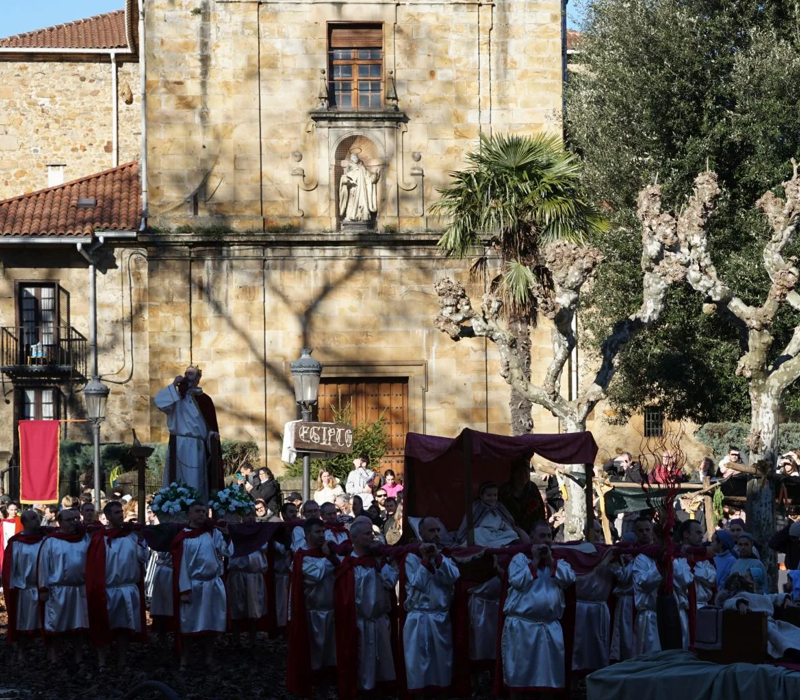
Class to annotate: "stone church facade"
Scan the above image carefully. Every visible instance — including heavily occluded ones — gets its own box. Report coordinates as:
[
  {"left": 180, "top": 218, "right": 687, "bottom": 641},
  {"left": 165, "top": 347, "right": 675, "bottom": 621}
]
[{"left": 0, "top": 0, "right": 706, "bottom": 491}]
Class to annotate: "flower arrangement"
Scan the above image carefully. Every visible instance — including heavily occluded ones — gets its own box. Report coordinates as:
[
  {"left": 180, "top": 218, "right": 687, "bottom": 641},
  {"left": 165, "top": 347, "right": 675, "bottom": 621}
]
[
  {"left": 209, "top": 483, "right": 256, "bottom": 520},
  {"left": 151, "top": 481, "right": 202, "bottom": 522}
]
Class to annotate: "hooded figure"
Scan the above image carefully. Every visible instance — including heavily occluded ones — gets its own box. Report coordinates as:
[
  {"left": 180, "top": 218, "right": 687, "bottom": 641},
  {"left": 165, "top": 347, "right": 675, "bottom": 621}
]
[{"left": 713, "top": 529, "right": 738, "bottom": 590}]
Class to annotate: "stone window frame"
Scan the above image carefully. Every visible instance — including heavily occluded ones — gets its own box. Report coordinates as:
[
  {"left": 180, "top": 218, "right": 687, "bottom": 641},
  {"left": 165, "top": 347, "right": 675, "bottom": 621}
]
[{"left": 327, "top": 23, "right": 385, "bottom": 112}]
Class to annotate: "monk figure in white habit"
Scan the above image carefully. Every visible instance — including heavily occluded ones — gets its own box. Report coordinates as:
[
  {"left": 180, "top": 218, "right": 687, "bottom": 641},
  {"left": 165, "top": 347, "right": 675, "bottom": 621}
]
[
  {"left": 338, "top": 153, "right": 380, "bottom": 222},
  {"left": 155, "top": 365, "right": 223, "bottom": 503}
]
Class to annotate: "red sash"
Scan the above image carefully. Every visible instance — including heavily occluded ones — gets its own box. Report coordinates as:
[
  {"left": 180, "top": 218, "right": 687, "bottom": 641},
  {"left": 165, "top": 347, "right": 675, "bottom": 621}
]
[
  {"left": 86, "top": 527, "right": 147, "bottom": 647},
  {"left": 334, "top": 555, "right": 378, "bottom": 700},
  {"left": 2, "top": 532, "right": 46, "bottom": 644},
  {"left": 170, "top": 522, "right": 216, "bottom": 653},
  {"left": 325, "top": 523, "right": 350, "bottom": 539},
  {"left": 286, "top": 547, "right": 337, "bottom": 697}
]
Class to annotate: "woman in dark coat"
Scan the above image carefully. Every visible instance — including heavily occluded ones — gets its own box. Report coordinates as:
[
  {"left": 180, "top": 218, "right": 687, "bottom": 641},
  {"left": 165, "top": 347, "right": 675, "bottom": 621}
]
[{"left": 253, "top": 467, "right": 281, "bottom": 515}]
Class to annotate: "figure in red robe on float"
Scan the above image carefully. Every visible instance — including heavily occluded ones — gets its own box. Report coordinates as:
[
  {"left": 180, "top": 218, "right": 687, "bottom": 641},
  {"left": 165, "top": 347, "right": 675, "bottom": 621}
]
[{"left": 155, "top": 365, "right": 223, "bottom": 503}]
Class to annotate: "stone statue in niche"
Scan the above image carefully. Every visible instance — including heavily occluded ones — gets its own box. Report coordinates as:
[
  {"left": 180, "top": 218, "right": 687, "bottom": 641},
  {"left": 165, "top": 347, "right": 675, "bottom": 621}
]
[{"left": 338, "top": 153, "right": 380, "bottom": 225}]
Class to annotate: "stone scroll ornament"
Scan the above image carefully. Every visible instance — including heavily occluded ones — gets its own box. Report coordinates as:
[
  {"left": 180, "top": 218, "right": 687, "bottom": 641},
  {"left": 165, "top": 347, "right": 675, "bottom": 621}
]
[{"left": 338, "top": 152, "right": 380, "bottom": 222}]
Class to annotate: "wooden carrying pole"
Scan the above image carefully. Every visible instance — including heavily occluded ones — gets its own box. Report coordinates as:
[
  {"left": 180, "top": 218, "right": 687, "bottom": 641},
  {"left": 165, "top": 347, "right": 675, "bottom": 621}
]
[
  {"left": 585, "top": 463, "right": 595, "bottom": 542},
  {"left": 464, "top": 430, "right": 475, "bottom": 547}
]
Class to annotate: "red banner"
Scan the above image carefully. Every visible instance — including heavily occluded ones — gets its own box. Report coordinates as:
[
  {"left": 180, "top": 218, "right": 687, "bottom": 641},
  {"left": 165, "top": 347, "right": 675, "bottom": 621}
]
[{"left": 19, "top": 420, "right": 60, "bottom": 504}]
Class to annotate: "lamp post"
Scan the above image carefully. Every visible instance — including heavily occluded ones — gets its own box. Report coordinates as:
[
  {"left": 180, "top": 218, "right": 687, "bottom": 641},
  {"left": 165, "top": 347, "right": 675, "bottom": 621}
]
[
  {"left": 84, "top": 376, "right": 109, "bottom": 509},
  {"left": 290, "top": 348, "right": 323, "bottom": 501}
]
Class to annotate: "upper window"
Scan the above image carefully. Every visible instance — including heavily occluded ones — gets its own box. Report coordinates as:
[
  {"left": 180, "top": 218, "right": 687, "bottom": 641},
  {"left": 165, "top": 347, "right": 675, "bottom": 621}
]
[
  {"left": 643, "top": 407, "right": 665, "bottom": 438},
  {"left": 328, "top": 24, "right": 383, "bottom": 111}
]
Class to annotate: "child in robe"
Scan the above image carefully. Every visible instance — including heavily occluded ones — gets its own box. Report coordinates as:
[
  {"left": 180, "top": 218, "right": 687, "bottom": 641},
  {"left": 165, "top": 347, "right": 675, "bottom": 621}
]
[{"left": 456, "top": 482, "right": 529, "bottom": 547}]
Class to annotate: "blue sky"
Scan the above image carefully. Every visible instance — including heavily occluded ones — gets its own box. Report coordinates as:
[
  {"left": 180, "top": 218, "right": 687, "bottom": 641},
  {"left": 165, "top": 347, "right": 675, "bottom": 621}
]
[
  {"left": 1, "top": 1, "right": 125, "bottom": 39},
  {"left": 1, "top": 0, "right": 585, "bottom": 40}
]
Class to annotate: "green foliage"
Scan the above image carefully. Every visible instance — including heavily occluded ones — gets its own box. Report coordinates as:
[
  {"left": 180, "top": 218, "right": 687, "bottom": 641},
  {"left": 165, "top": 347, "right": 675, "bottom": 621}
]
[
  {"left": 284, "top": 404, "right": 389, "bottom": 483},
  {"left": 432, "top": 132, "right": 607, "bottom": 316},
  {"left": 58, "top": 439, "right": 259, "bottom": 489},
  {"left": 569, "top": 0, "right": 800, "bottom": 423},
  {"left": 695, "top": 422, "right": 800, "bottom": 459}
]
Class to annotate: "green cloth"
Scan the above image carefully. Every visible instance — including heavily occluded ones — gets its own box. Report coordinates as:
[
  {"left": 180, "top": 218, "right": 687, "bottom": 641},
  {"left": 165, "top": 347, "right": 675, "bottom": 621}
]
[
  {"left": 604, "top": 487, "right": 677, "bottom": 515},
  {"left": 587, "top": 650, "right": 800, "bottom": 700}
]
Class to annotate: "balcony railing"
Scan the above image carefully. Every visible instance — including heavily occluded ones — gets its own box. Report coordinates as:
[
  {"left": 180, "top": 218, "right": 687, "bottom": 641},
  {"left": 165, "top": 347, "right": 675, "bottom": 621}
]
[{"left": 0, "top": 325, "right": 87, "bottom": 380}]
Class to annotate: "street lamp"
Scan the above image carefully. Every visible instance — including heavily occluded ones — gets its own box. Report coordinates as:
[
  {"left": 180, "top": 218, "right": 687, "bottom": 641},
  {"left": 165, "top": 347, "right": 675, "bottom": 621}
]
[
  {"left": 84, "top": 377, "right": 110, "bottom": 508},
  {"left": 290, "top": 348, "right": 323, "bottom": 500}
]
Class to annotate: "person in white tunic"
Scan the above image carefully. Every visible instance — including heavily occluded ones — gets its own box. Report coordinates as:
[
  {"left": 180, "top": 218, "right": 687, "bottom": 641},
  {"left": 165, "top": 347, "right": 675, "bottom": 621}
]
[
  {"left": 2, "top": 509, "right": 45, "bottom": 661},
  {"left": 500, "top": 535, "right": 576, "bottom": 696},
  {"left": 321, "top": 501, "right": 351, "bottom": 547},
  {"left": 631, "top": 517, "right": 663, "bottom": 655},
  {"left": 286, "top": 518, "right": 338, "bottom": 698},
  {"left": 290, "top": 500, "right": 321, "bottom": 552},
  {"left": 610, "top": 551, "right": 636, "bottom": 662},
  {"left": 149, "top": 551, "right": 174, "bottom": 642},
  {"left": 173, "top": 502, "right": 233, "bottom": 670},
  {"left": 677, "top": 520, "right": 716, "bottom": 610},
  {"left": 572, "top": 555, "right": 620, "bottom": 672},
  {"left": 228, "top": 512, "right": 268, "bottom": 646},
  {"left": 88, "top": 501, "right": 149, "bottom": 669},
  {"left": 403, "top": 517, "right": 460, "bottom": 693},
  {"left": 335, "top": 516, "right": 398, "bottom": 696},
  {"left": 37, "top": 508, "right": 90, "bottom": 663},
  {"left": 671, "top": 554, "right": 694, "bottom": 650},
  {"left": 154, "top": 366, "right": 220, "bottom": 503}
]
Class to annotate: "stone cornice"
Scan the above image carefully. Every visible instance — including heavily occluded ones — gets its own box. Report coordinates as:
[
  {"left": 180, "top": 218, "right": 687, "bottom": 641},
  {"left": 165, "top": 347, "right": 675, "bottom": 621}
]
[
  {"left": 309, "top": 110, "right": 408, "bottom": 128},
  {"left": 137, "top": 230, "right": 443, "bottom": 247}
]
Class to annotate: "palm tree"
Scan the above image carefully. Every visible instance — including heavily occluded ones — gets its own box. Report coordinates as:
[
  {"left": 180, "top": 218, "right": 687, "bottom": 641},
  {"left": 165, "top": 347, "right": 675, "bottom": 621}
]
[{"left": 431, "top": 132, "right": 606, "bottom": 435}]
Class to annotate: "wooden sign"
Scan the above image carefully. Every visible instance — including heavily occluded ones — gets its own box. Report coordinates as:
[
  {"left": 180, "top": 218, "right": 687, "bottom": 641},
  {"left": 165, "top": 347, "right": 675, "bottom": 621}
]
[{"left": 293, "top": 422, "right": 354, "bottom": 454}]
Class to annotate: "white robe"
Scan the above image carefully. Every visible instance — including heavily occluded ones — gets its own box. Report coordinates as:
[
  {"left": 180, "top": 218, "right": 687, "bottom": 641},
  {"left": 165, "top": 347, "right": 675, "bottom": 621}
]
[
  {"left": 351, "top": 554, "right": 398, "bottom": 691},
  {"left": 469, "top": 576, "right": 501, "bottom": 661},
  {"left": 632, "top": 554, "right": 693, "bottom": 655},
  {"left": 572, "top": 565, "right": 615, "bottom": 671},
  {"left": 632, "top": 554, "right": 662, "bottom": 655},
  {"left": 38, "top": 535, "right": 90, "bottom": 634},
  {"left": 177, "top": 529, "right": 233, "bottom": 634},
  {"left": 474, "top": 511, "right": 518, "bottom": 548},
  {"left": 7, "top": 538, "right": 43, "bottom": 632},
  {"left": 272, "top": 542, "right": 290, "bottom": 627},
  {"left": 104, "top": 532, "right": 148, "bottom": 633},
  {"left": 502, "top": 556, "right": 576, "bottom": 690},
  {"left": 150, "top": 551, "right": 173, "bottom": 617},
  {"left": 672, "top": 558, "right": 694, "bottom": 650},
  {"left": 228, "top": 547, "right": 268, "bottom": 620},
  {"left": 692, "top": 559, "right": 717, "bottom": 609},
  {"left": 300, "top": 554, "right": 337, "bottom": 670},
  {"left": 723, "top": 592, "right": 800, "bottom": 658},
  {"left": 155, "top": 384, "right": 211, "bottom": 502},
  {"left": 610, "top": 560, "right": 635, "bottom": 662},
  {"left": 403, "top": 553, "right": 460, "bottom": 690}
]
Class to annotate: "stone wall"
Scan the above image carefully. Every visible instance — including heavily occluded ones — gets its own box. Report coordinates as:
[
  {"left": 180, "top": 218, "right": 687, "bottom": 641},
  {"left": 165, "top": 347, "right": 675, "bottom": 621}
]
[
  {"left": 0, "top": 245, "right": 150, "bottom": 466},
  {"left": 0, "top": 59, "right": 140, "bottom": 200},
  {"left": 145, "top": 0, "right": 564, "bottom": 231}
]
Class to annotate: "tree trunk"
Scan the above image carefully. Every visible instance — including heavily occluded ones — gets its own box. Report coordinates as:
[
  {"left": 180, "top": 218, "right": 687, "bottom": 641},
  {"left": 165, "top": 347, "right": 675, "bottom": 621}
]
[
  {"left": 561, "top": 417, "right": 587, "bottom": 542},
  {"left": 747, "top": 390, "right": 778, "bottom": 591},
  {"left": 508, "top": 316, "right": 534, "bottom": 436}
]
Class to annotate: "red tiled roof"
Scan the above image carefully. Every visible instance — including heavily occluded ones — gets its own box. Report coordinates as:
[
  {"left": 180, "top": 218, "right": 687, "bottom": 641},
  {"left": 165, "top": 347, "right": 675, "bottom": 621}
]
[
  {"left": 0, "top": 162, "right": 140, "bottom": 237},
  {"left": 0, "top": 10, "right": 129, "bottom": 50},
  {"left": 567, "top": 30, "right": 581, "bottom": 51}
]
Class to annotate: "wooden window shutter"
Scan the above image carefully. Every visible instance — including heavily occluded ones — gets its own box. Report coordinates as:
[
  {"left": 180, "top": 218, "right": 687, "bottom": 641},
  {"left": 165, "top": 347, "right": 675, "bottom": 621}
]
[{"left": 329, "top": 25, "right": 383, "bottom": 48}]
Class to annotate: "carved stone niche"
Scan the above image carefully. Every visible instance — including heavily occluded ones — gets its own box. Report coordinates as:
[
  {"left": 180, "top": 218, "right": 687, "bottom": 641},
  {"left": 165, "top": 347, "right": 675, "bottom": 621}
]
[
  {"left": 334, "top": 134, "right": 383, "bottom": 232},
  {"left": 310, "top": 110, "right": 407, "bottom": 232}
]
